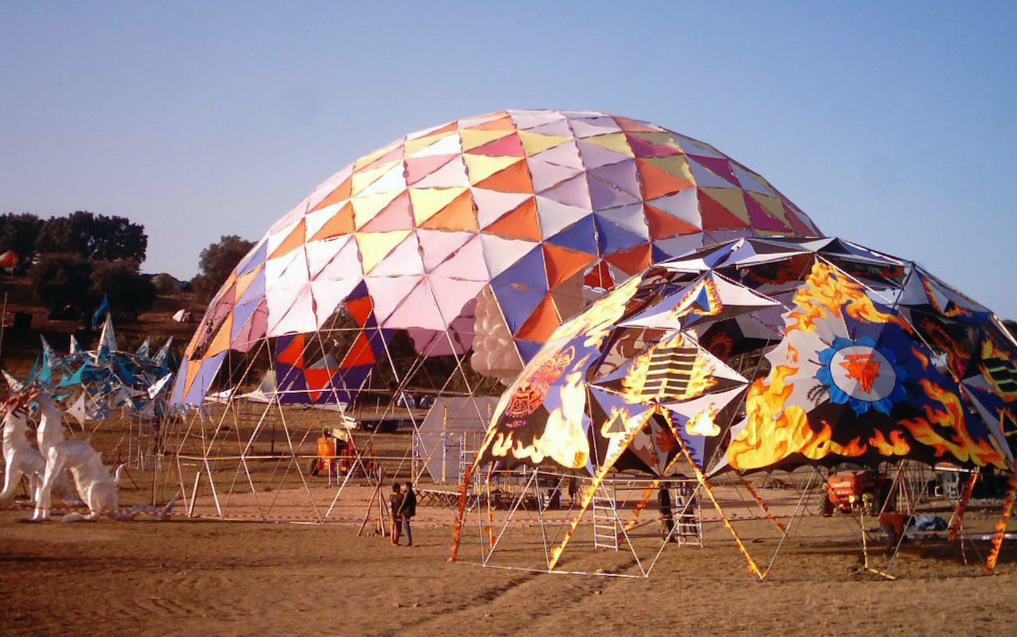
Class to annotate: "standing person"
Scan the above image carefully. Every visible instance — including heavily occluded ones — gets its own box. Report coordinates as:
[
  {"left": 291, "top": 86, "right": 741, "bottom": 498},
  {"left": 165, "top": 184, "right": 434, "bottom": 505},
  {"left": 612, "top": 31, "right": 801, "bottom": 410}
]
[
  {"left": 399, "top": 481, "right": 417, "bottom": 547},
  {"left": 566, "top": 476, "right": 579, "bottom": 507},
  {"left": 389, "top": 483, "right": 404, "bottom": 545},
  {"left": 658, "top": 482, "right": 675, "bottom": 541}
]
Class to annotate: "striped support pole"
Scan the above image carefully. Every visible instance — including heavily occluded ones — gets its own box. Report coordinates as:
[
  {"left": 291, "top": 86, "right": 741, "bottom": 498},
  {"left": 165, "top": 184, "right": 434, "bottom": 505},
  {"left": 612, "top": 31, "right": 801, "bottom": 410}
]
[{"left": 986, "top": 471, "right": 1017, "bottom": 572}]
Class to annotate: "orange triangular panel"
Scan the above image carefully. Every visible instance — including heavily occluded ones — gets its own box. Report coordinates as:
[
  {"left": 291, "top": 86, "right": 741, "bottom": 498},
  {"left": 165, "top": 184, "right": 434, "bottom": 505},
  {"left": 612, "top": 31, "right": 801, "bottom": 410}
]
[
  {"left": 473, "top": 160, "right": 534, "bottom": 194},
  {"left": 543, "top": 244, "right": 597, "bottom": 287},
  {"left": 484, "top": 198, "right": 541, "bottom": 241},
  {"left": 277, "top": 333, "right": 306, "bottom": 366},
  {"left": 515, "top": 295, "right": 561, "bottom": 342},
  {"left": 269, "top": 219, "right": 307, "bottom": 260},
  {"left": 341, "top": 332, "right": 377, "bottom": 368},
  {"left": 204, "top": 316, "right": 234, "bottom": 358},
  {"left": 310, "top": 177, "right": 353, "bottom": 213},
  {"left": 698, "top": 189, "right": 750, "bottom": 230},
  {"left": 420, "top": 190, "right": 479, "bottom": 232},
  {"left": 584, "top": 260, "right": 615, "bottom": 290},
  {"left": 606, "top": 243, "right": 652, "bottom": 275},
  {"left": 614, "top": 116, "right": 661, "bottom": 133},
  {"left": 309, "top": 202, "right": 355, "bottom": 242},
  {"left": 345, "top": 296, "right": 374, "bottom": 327},
  {"left": 182, "top": 357, "right": 204, "bottom": 398},
  {"left": 645, "top": 204, "right": 700, "bottom": 239},
  {"left": 467, "top": 115, "right": 515, "bottom": 131},
  {"left": 637, "top": 159, "right": 694, "bottom": 199}
]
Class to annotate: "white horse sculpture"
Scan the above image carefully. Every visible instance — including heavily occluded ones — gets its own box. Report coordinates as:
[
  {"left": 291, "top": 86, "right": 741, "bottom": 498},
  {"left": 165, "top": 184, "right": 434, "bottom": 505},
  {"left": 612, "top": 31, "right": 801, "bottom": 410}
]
[
  {"left": 34, "top": 392, "right": 123, "bottom": 522},
  {"left": 0, "top": 401, "right": 46, "bottom": 504}
]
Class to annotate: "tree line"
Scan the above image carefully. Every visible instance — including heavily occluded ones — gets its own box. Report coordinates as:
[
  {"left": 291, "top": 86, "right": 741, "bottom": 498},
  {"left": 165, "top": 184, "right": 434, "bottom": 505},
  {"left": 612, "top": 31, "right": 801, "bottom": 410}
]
[
  {"left": 0, "top": 211, "right": 154, "bottom": 320},
  {"left": 1, "top": 212, "right": 258, "bottom": 323}
]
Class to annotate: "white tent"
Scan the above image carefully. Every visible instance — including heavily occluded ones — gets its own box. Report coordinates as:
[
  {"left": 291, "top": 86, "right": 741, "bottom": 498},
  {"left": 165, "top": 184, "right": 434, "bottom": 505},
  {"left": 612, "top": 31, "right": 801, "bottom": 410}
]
[{"left": 415, "top": 396, "right": 499, "bottom": 485}]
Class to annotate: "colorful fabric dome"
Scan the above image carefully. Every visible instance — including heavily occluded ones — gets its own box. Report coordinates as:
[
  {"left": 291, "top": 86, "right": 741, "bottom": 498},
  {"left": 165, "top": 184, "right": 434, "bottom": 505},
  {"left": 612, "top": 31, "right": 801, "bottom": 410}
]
[{"left": 173, "top": 110, "right": 821, "bottom": 405}]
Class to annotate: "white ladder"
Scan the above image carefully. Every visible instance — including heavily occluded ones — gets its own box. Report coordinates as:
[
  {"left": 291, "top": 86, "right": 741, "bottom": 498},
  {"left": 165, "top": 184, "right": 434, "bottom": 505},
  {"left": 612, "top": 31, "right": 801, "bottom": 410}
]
[
  {"left": 674, "top": 489, "right": 703, "bottom": 547},
  {"left": 592, "top": 486, "right": 620, "bottom": 550},
  {"left": 458, "top": 435, "right": 477, "bottom": 486}
]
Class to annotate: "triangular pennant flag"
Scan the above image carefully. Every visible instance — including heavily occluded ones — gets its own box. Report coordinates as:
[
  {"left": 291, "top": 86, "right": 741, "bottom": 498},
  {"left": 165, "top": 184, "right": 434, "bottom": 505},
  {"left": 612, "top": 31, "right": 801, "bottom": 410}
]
[{"left": 67, "top": 392, "right": 88, "bottom": 426}]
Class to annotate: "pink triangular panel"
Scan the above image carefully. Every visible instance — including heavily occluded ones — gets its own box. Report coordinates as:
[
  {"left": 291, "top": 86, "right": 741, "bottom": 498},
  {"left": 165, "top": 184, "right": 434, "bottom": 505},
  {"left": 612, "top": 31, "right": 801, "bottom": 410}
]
[
  {"left": 364, "top": 275, "right": 424, "bottom": 326},
  {"left": 650, "top": 189, "right": 701, "bottom": 228},
  {"left": 577, "top": 140, "right": 631, "bottom": 169},
  {"left": 539, "top": 173, "right": 593, "bottom": 209},
  {"left": 527, "top": 157, "right": 585, "bottom": 192},
  {"left": 533, "top": 141, "right": 584, "bottom": 171},
  {"left": 267, "top": 284, "right": 317, "bottom": 336},
  {"left": 418, "top": 229, "right": 475, "bottom": 271},
  {"left": 430, "top": 235, "right": 489, "bottom": 281},
  {"left": 383, "top": 280, "right": 448, "bottom": 331},
  {"left": 406, "top": 154, "right": 456, "bottom": 185},
  {"left": 369, "top": 233, "right": 425, "bottom": 276},
  {"left": 472, "top": 188, "right": 532, "bottom": 228},
  {"left": 411, "top": 157, "right": 470, "bottom": 188}
]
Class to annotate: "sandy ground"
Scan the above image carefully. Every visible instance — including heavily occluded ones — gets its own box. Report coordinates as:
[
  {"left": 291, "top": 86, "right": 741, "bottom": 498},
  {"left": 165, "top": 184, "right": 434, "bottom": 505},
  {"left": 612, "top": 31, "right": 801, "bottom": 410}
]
[
  {"left": 4, "top": 413, "right": 1016, "bottom": 636},
  {"left": 2, "top": 501, "right": 1016, "bottom": 637}
]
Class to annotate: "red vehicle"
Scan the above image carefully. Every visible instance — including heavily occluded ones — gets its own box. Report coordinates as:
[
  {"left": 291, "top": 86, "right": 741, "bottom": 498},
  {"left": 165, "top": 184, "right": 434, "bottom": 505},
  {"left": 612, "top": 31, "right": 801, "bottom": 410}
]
[{"left": 822, "top": 469, "right": 888, "bottom": 515}]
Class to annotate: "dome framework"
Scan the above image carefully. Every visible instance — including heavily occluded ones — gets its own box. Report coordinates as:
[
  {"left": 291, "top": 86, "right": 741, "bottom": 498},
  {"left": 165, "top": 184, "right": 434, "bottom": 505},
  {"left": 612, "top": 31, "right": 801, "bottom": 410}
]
[{"left": 165, "top": 110, "right": 821, "bottom": 524}]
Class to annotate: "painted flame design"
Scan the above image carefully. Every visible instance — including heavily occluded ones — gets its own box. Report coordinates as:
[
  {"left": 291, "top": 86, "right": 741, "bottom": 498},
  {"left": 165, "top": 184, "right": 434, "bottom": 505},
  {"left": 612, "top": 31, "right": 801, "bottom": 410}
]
[
  {"left": 726, "top": 365, "right": 871, "bottom": 470},
  {"left": 728, "top": 365, "right": 1007, "bottom": 470},
  {"left": 786, "top": 261, "right": 910, "bottom": 334},
  {"left": 489, "top": 370, "right": 590, "bottom": 469},
  {"left": 899, "top": 379, "right": 1006, "bottom": 468}
]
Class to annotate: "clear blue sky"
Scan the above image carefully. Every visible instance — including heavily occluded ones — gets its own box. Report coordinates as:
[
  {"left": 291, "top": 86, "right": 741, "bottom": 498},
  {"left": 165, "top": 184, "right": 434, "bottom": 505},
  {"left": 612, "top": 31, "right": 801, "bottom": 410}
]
[{"left": 2, "top": 2, "right": 1015, "bottom": 317}]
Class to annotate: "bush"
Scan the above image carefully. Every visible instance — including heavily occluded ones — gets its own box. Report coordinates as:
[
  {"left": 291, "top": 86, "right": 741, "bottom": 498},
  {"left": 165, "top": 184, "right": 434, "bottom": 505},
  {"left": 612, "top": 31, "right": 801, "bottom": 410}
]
[
  {"left": 29, "top": 253, "right": 96, "bottom": 314},
  {"left": 151, "top": 272, "right": 183, "bottom": 295},
  {"left": 0, "top": 212, "right": 43, "bottom": 258},
  {"left": 91, "top": 260, "right": 156, "bottom": 320}
]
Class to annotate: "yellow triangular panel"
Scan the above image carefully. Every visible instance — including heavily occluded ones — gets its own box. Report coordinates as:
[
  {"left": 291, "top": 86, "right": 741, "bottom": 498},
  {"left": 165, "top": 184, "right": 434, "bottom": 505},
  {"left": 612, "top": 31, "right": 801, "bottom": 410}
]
[
  {"left": 583, "top": 133, "right": 633, "bottom": 155},
  {"left": 518, "top": 131, "right": 571, "bottom": 156},
  {"left": 701, "top": 187, "right": 750, "bottom": 223},
  {"left": 355, "top": 143, "right": 400, "bottom": 171},
  {"left": 464, "top": 154, "right": 524, "bottom": 184},
  {"left": 352, "top": 161, "right": 401, "bottom": 196},
  {"left": 352, "top": 190, "right": 405, "bottom": 230},
  {"left": 459, "top": 128, "right": 513, "bottom": 152},
  {"left": 404, "top": 131, "right": 456, "bottom": 158},
  {"left": 644, "top": 156, "right": 695, "bottom": 182},
  {"left": 409, "top": 187, "right": 469, "bottom": 225},
  {"left": 629, "top": 132, "right": 682, "bottom": 150},
  {"left": 234, "top": 268, "right": 260, "bottom": 300},
  {"left": 356, "top": 230, "right": 412, "bottom": 274},
  {"left": 204, "top": 315, "right": 234, "bottom": 358},
  {"left": 748, "top": 192, "right": 792, "bottom": 224}
]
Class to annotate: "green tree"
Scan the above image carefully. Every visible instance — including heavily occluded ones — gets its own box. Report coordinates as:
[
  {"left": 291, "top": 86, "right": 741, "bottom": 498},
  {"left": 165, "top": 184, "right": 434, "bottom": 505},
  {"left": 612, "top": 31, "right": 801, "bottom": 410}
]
[
  {"left": 37, "top": 211, "right": 148, "bottom": 262},
  {"left": 0, "top": 212, "right": 44, "bottom": 258},
  {"left": 28, "top": 253, "right": 96, "bottom": 313},
  {"left": 191, "top": 235, "right": 256, "bottom": 300},
  {"left": 151, "top": 272, "right": 183, "bottom": 295},
  {"left": 91, "top": 259, "right": 157, "bottom": 319}
]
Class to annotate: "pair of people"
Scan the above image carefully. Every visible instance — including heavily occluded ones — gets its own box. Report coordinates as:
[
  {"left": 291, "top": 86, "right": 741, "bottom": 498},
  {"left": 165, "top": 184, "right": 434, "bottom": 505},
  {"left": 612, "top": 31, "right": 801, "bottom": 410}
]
[{"left": 388, "top": 482, "right": 417, "bottom": 546}]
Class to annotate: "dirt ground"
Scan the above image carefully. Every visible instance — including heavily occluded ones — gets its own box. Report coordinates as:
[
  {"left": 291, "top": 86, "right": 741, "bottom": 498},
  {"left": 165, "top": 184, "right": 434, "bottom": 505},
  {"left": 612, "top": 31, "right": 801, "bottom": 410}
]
[{"left": 1, "top": 503, "right": 1016, "bottom": 637}]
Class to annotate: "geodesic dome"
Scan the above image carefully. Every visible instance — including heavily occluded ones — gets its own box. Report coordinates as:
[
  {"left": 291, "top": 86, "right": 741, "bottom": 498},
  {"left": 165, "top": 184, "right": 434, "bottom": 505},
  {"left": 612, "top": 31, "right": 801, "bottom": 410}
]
[
  {"left": 172, "top": 110, "right": 821, "bottom": 406},
  {"left": 473, "top": 236, "right": 1017, "bottom": 481}
]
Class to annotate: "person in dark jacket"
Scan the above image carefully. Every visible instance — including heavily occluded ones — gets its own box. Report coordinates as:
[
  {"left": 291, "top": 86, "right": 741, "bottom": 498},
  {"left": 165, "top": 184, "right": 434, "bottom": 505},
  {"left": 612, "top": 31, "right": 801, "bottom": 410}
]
[
  {"left": 398, "top": 482, "right": 417, "bottom": 547},
  {"left": 658, "top": 483, "right": 675, "bottom": 541}
]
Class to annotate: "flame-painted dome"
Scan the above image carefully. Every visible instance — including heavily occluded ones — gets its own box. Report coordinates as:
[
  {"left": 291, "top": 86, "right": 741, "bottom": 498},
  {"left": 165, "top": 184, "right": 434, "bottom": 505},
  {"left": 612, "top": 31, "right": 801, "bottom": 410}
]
[{"left": 173, "top": 109, "right": 822, "bottom": 405}]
